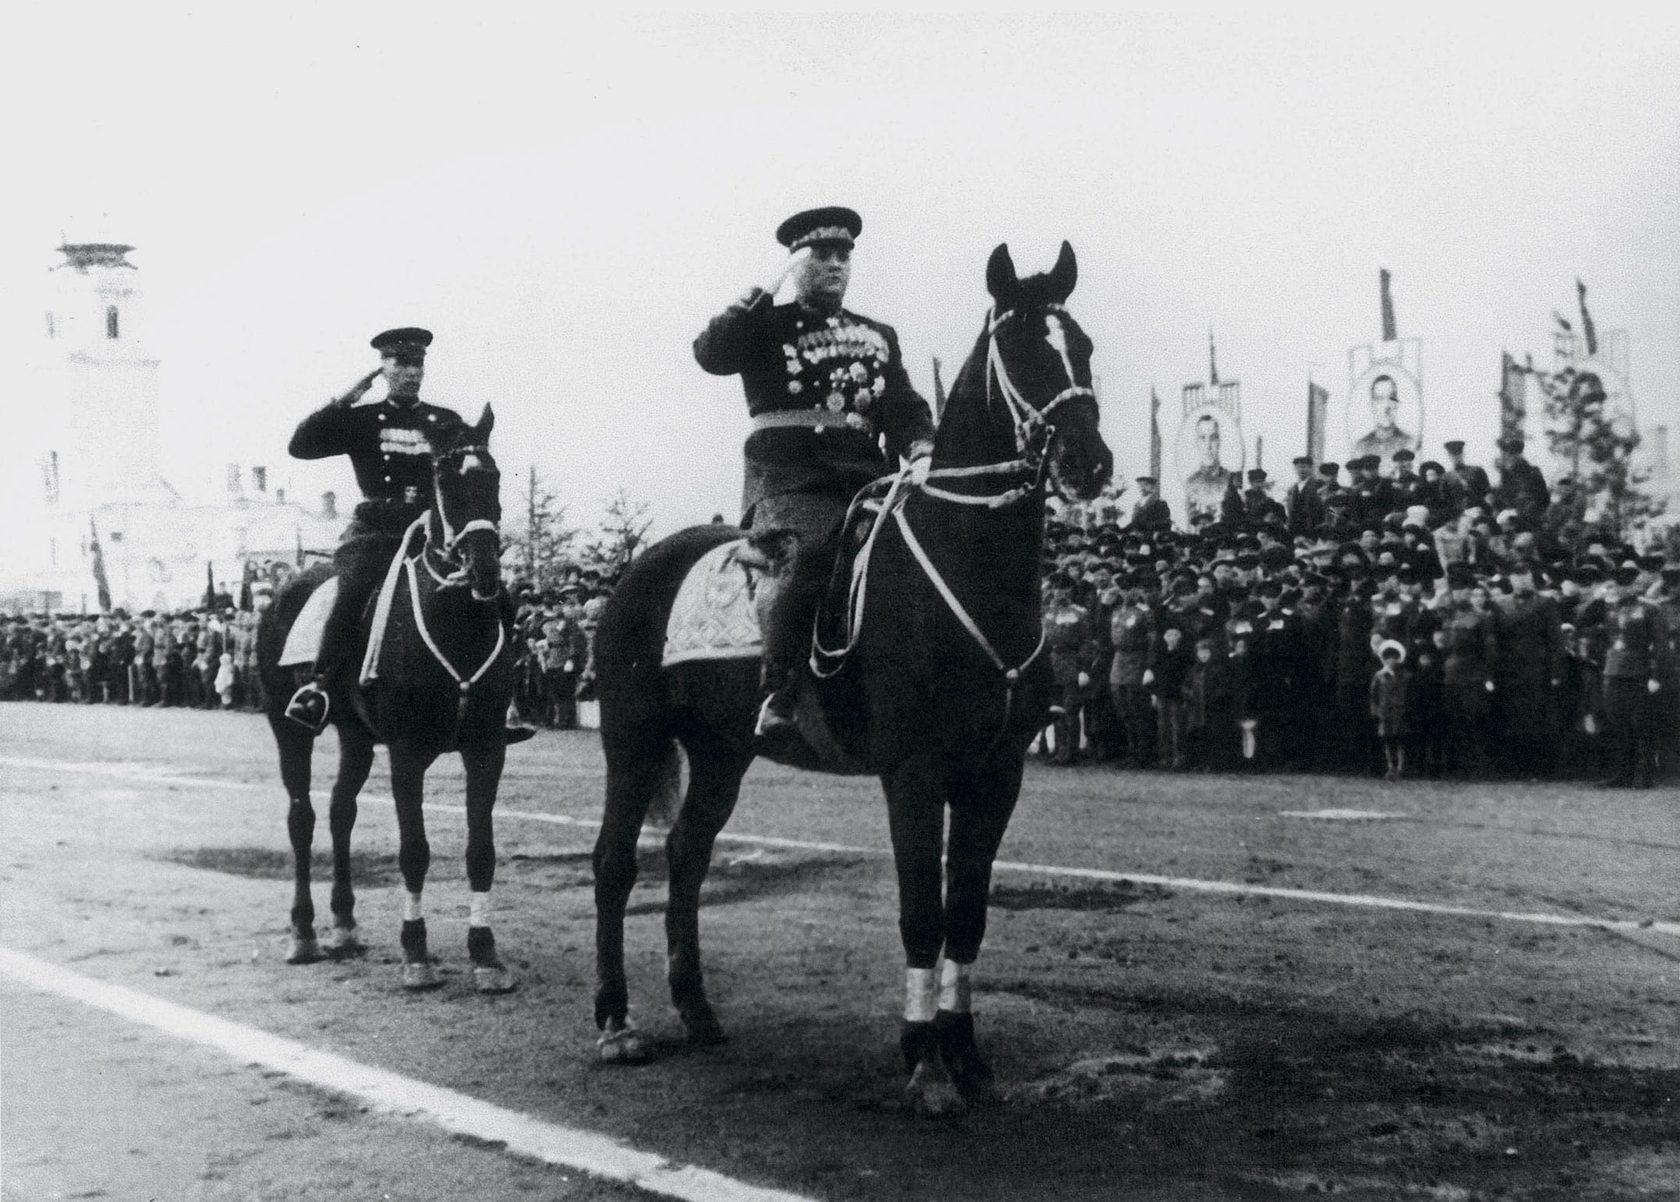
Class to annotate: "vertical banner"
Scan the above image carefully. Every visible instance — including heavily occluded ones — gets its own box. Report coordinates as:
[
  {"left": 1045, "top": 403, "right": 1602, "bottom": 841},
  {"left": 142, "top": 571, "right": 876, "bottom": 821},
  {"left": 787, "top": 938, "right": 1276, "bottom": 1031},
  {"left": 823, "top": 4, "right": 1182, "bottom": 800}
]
[
  {"left": 1499, "top": 352, "right": 1527, "bottom": 445},
  {"left": 1148, "top": 387, "right": 1163, "bottom": 481},
  {"left": 89, "top": 516, "right": 112, "bottom": 613},
  {"left": 1306, "top": 380, "right": 1329, "bottom": 463},
  {"left": 1379, "top": 268, "right": 1397, "bottom": 342}
]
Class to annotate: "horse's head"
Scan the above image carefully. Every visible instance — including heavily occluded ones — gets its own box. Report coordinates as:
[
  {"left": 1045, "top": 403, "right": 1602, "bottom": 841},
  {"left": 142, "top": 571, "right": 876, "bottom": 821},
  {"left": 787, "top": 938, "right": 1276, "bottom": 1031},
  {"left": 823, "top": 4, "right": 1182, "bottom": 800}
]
[
  {"left": 431, "top": 405, "right": 504, "bottom": 602},
  {"left": 982, "top": 242, "right": 1113, "bottom": 500}
]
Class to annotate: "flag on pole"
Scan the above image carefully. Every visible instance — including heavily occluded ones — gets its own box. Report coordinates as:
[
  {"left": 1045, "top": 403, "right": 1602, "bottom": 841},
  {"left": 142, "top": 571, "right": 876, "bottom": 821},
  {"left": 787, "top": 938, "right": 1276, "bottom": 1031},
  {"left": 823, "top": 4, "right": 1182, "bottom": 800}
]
[
  {"left": 89, "top": 516, "right": 112, "bottom": 613},
  {"left": 1208, "top": 329, "right": 1219, "bottom": 386},
  {"left": 295, "top": 526, "right": 305, "bottom": 567},
  {"left": 204, "top": 560, "right": 217, "bottom": 609},
  {"left": 1576, "top": 279, "right": 1598, "bottom": 357},
  {"left": 1148, "top": 387, "right": 1163, "bottom": 481},
  {"left": 932, "top": 356, "right": 946, "bottom": 418},
  {"left": 1379, "top": 268, "right": 1397, "bottom": 342},
  {"left": 1498, "top": 352, "right": 1527, "bottom": 444},
  {"left": 1306, "top": 380, "right": 1330, "bottom": 464}
]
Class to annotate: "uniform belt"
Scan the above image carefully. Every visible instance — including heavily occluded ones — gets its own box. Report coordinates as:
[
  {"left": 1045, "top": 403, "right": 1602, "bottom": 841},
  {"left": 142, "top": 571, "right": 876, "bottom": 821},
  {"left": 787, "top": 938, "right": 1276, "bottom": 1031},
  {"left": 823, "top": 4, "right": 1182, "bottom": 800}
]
[{"left": 752, "top": 409, "right": 873, "bottom": 434}]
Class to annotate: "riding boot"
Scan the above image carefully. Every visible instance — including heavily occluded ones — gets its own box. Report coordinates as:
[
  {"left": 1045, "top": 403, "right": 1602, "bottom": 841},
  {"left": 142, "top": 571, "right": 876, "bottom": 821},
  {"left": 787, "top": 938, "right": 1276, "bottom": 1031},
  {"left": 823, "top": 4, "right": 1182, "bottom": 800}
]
[{"left": 496, "top": 591, "right": 538, "bottom": 744}]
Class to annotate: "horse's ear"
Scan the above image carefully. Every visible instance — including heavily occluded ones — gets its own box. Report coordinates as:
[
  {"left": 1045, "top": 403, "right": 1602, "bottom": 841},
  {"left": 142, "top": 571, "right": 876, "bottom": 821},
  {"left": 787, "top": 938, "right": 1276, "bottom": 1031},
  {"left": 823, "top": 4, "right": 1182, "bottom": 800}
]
[
  {"left": 986, "top": 243, "right": 1018, "bottom": 303},
  {"left": 1049, "top": 241, "right": 1077, "bottom": 302},
  {"left": 474, "top": 403, "right": 495, "bottom": 441}
]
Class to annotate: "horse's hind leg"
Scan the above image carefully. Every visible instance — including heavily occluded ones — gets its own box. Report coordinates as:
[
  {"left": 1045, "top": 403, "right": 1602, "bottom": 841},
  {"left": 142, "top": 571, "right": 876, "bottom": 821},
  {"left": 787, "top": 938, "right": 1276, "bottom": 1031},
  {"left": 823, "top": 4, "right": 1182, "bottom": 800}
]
[
  {"left": 323, "top": 726, "right": 375, "bottom": 957},
  {"left": 664, "top": 742, "right": 751, "bottom": 1045},
  {"left": 460, "top": 738, "right": 514, "bottom": 993},
  {"left": 390, "top": 743, "right": 443, "bottom": 990},
  {"left": 934, "top": 757, "right": 1024, "bottom": 1106},
  {"left": 592, "top": 728, "right": 670, "bottom": 1062},
  {"left": 270, "top": 716, "right": 320, "bottom": 964}
]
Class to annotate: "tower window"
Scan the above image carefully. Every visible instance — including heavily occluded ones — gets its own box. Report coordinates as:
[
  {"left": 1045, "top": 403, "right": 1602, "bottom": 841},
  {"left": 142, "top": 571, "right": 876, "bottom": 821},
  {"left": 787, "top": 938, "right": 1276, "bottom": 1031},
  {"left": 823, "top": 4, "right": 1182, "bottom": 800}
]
[{"left": 106, "top": 305, "right": 119, "bottom": 339}]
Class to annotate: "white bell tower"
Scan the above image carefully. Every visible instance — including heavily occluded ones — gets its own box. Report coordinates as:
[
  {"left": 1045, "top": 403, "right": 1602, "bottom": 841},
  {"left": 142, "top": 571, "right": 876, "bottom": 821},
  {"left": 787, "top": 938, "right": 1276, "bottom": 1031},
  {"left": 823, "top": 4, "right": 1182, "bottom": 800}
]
[{"left": 41, "top": 242, "right": 163, "bottom": 504}]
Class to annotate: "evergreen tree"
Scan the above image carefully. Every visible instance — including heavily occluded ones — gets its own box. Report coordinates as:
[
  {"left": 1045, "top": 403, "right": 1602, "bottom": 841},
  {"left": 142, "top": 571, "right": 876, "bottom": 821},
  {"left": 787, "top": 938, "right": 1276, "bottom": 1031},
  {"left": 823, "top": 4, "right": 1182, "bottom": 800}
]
[{"left": 1538, "top": 365, "right": 1664, "bottom": 540}]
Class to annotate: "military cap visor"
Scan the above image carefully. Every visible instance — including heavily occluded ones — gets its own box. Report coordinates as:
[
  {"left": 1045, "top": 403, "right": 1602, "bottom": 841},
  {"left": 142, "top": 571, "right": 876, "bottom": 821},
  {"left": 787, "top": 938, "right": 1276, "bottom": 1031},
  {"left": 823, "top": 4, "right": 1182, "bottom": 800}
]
[
  {"left": 1497, "top": 436, "right": 1525, "bottom": 452},
  {"left": 371, "top": 327, "right": 433, "bottom": 356},
  {"left": 1442, "top": 440, "right": 1465, "bottom": 452},
  {"left": 776, "top": 206, "right": 862, "bottom": 251},
  {"left": 1392, "top": 449, "right": 1416, "bottom": 461}
]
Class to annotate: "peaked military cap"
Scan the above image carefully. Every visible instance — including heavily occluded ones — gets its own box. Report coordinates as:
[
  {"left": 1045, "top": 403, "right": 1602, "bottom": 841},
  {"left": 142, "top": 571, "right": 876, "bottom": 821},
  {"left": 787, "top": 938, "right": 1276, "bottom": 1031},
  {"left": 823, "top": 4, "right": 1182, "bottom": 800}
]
[
  {"left": 1317, "top": 462, "right": 1340, "bottom": 477},
  {"left": 1393, "top": 448, "right": 1416, "bottom": 462},
  {"left": 1291, "top": 455, "right": 1313, "bottom": 466},
  {"left": 370, "top": 327, "right": 433, "bottom": 356},
  {"left": 1497, "top": 435, "right": 1525, "bottom": 453},
  {"left": 1247, "top": 468, "right": 1268, "bottom": 483},
  {"left": 1419, "top": 460, "right": 1444, "bottom": 476},
  {"left": 1135, "top": 475, "right": 1157, "bottom": 485},
  {"left": 776, "top": 206, "right": 862, "bottom": 252}
]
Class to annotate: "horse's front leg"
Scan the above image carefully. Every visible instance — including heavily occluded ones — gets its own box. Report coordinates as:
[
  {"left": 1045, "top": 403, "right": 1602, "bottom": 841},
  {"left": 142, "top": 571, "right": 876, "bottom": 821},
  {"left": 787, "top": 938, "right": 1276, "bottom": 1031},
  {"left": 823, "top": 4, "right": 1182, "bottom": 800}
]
[
  {"left": 323, "top": 726, "right": 375, "bottom": 957},
  {"left": 460, "top": 737, "right": 514, "bottom": 993},
  {"left": 390, "top": 742, "right": 442, "bottom": 990},
  {"left": 272, "top": 716, "right": 320, "bottom": 964},
  {"left": 882, "top": 752, "right": 962, "bottom": 1117},
  {"left": 935, "top": 755, "right": 1024, "bottom": 1106}
]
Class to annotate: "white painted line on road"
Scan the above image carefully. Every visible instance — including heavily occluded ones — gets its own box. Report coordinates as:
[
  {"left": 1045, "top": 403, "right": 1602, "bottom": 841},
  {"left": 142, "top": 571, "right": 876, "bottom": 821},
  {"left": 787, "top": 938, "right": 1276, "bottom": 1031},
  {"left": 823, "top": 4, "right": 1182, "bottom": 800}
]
[
  {"left": 0, "top": 946, "right": 815, "bottom": 1202},
  {"left": 433, "top": 804, "right": 1680, "bottom": 939},
  {"left": 10, "top": 755, "right": 1676, "bottom": 940}
]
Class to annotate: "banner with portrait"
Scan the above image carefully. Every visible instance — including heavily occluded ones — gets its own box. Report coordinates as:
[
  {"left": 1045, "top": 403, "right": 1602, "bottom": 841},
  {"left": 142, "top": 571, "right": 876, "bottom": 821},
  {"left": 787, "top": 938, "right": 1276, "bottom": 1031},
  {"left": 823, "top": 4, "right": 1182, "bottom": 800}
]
[
  {"left": 1345, "top": 340, "right": 1423, "bottom": 468},
  {"left": 1173, "top": 403, "right": 1245, "bottom": 527}
]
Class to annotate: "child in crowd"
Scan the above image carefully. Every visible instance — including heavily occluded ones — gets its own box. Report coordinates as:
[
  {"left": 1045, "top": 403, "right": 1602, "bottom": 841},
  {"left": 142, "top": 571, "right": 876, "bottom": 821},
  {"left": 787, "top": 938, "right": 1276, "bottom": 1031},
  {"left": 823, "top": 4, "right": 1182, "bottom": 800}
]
[{"left": 1369, "top": 639, "right": 1410, "bottom": 780}]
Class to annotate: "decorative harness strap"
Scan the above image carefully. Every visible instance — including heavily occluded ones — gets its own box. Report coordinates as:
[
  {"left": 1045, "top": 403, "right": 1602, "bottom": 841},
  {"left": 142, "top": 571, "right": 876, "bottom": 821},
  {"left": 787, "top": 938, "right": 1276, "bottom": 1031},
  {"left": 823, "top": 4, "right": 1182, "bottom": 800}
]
[{"left": 363, "top": 513, "right": 507, "bottom": 739}]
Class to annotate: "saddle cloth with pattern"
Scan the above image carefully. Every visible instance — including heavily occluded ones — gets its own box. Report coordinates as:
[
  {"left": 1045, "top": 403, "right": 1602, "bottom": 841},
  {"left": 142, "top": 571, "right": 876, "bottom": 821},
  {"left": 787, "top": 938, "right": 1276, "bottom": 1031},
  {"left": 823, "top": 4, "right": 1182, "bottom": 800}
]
[{"left": 662, "top": 540, "right": 763, "bottom": 667}]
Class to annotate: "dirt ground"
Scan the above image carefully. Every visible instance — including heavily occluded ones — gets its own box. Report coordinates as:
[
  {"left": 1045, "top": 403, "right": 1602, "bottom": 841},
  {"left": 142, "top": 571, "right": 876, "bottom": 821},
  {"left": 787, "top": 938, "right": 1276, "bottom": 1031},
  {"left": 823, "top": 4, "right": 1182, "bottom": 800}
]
[{"left": 1, "top": 700, "right": 1676, "bottom": 1201}]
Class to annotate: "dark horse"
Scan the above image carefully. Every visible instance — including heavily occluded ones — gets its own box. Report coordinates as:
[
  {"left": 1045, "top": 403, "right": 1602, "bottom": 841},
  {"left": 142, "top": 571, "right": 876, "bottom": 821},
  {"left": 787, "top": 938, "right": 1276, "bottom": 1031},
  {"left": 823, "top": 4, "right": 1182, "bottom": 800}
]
[
  {"left": 592, "top": 244, "right": 1113, "bottom": 1113},
  {"left": 257, "top": 406, "right": 519, "bottom": 992}
]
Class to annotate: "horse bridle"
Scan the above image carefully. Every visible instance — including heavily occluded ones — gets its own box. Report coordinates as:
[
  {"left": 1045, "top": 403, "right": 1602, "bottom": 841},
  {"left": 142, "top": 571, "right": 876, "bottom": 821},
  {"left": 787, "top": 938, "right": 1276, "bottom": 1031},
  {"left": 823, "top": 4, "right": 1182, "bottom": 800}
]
[
  {"left": 916, "top": 302, "right": 1098, "bottom": 509},
  {"left": 426, "top": 445, "right": 502, "bottom": 594}
]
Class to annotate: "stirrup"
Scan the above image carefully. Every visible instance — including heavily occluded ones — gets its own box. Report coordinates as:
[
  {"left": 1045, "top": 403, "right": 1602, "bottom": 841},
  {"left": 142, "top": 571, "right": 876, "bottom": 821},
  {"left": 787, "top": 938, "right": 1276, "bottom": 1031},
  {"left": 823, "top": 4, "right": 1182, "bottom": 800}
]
[
  {"left": 754, "top": 691, "right": 797, "bottom": 738},
  {"left": 285, "top": 681, "right": 331, "bottom": 733}
]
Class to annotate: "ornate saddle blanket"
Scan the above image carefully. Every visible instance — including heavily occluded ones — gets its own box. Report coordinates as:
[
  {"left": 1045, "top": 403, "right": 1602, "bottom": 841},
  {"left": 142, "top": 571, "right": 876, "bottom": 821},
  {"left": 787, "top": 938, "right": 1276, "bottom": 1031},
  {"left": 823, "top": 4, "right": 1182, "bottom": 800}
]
[
  {"left": 276, "top": 519, "right": 420, "bottom": 684},
  {"left": 277, "top": 577, "right": 339, "bottom": 667},
  {"left": 662, "top": 540, "right": 763, "bottom": 667}
]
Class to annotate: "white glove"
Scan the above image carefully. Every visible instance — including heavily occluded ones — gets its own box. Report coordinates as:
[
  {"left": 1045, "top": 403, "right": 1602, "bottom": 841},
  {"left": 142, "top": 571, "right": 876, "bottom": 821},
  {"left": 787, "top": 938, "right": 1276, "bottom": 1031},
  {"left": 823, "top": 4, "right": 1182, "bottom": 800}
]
[
  {"left": 908, "top": 455, "right": 932, "bottom": 487},
  {"left": 1077, "top": 671, "right": 1091, "bottom": 689},
  {"left": 1141, "top": 670, "right": 1154, "bottom": 686}
]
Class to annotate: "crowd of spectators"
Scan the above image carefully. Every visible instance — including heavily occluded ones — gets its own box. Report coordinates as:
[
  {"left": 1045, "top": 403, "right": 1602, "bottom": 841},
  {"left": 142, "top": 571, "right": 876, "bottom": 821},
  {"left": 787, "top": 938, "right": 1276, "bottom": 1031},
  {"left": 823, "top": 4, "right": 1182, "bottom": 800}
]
[
  {"left": 2, "top": 606, "right": 268, "bottom": 711},
  {"left": 8, "top": 442, "right": 1675, "bottom": 792},
  {"left": 1035, "top": 439, "right": 1678, "bottom": 788}
]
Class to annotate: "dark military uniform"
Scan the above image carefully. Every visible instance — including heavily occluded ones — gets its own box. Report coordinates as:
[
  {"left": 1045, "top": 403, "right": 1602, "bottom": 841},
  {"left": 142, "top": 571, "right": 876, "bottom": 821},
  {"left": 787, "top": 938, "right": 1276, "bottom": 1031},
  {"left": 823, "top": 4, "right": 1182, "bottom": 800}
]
[
  {"left": 288, "top": 363, "right": 466, "bottom": 679},
  {"left": 1600, "top": 593, "right": 1667, "bottom": 786},
  {"left": 694, "top": 219, "right": 933, "bottom": 697}
]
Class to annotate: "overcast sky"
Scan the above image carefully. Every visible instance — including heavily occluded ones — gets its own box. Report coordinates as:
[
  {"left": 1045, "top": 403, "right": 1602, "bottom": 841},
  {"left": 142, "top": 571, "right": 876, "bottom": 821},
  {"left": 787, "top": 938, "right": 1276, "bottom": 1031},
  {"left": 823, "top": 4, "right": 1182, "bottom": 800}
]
[{"left": 3, "top": 5, "right": 1677, "bottom": 535}]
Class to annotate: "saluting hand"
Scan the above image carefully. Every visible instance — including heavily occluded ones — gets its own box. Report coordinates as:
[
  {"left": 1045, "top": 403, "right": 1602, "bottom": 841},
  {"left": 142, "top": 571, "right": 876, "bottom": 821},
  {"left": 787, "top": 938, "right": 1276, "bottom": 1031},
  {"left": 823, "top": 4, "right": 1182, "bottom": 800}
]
[
  {"left": 749, "top": 246, "right": 810, "bottom": 304},
  {"left": 333, "top": 368, "right": 383, "bottom": 408}
]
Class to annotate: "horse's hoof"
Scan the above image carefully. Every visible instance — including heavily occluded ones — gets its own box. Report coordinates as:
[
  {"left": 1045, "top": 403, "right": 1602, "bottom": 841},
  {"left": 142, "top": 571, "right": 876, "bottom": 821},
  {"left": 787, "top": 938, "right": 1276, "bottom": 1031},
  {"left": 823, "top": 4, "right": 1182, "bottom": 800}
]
[
  {"left": 321, "top": 924, "right": 363, "bottom": 958},
  {"left": 906, "top": 1060, "right": 966, "bottom": 1119},
  {"left": 596, "top": 1020, "right": 652, "bottom": 1065},
  {"left": 401, "top": 960, "right": 443, "bottom": 991},
  {"left": 284, "top": 929, "right": 322, "bottom": 965},
  {"left": 678, "top": 1002, "right": 729, "bottom": 1046},
  {"left": 472, "top": 961, "right": 517, "bottom": 994}
]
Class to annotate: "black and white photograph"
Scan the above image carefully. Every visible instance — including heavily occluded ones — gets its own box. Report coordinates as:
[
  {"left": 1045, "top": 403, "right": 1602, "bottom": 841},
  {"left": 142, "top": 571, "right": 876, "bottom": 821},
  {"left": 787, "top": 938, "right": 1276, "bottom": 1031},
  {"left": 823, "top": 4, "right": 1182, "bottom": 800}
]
[{"left": 2, "top": 6, "right": 1677, "bottom": 1200}]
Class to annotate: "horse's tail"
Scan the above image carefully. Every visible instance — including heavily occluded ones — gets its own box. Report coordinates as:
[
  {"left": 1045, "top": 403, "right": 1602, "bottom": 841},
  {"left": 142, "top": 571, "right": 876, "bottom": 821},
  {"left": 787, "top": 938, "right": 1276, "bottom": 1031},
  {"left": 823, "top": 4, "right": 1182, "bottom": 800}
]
[{"left": 645, "top": 739, "right": 686, "bottom": 828}]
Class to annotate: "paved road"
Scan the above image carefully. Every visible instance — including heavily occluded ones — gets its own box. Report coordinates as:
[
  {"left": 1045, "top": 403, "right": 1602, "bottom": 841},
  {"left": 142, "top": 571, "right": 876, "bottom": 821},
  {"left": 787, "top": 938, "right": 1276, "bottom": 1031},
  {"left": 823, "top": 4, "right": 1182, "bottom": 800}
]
[{"left": 2, "top": 701, "right": 1676, "bottom": 1200}]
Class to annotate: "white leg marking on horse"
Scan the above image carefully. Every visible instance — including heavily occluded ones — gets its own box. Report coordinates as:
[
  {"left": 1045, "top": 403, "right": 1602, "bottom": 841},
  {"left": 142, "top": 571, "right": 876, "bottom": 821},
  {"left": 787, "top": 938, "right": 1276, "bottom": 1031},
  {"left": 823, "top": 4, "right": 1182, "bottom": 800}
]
[
  {"left": 469, "top": 891, "right": 491, "bottom": 928},
  {"left": 938, "top": 959, "right": 972, "bottom": 1014},
  {"left": 0, "top": 948, "right": 817, "bottom": 1202},
  {"left": 403, "top": 891, "right": 424, "bottom": 922},
  {"left": 905, "top": 967, "right": 938, "bottom": 1023}
]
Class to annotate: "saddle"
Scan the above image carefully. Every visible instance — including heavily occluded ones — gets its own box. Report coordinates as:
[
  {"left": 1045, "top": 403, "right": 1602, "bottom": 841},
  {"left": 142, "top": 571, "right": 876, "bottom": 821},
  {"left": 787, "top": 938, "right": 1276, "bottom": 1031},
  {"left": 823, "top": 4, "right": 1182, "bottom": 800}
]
[
  {"left": 662, "top": 534, "right": 871, "bottom": 774},
  {"left": 276, "top": 521, "right": 421, "bottom": 687}
]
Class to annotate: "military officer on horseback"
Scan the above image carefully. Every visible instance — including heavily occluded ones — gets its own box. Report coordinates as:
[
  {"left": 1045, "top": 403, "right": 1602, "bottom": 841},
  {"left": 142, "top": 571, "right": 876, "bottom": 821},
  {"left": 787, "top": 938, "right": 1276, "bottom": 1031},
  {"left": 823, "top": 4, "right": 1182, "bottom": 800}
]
[
  {"left": 695, "top": 206, "right": 935, "bottom": 736},
  {"left": 283, "top": 327, "right": 531, "bottom": 742}
]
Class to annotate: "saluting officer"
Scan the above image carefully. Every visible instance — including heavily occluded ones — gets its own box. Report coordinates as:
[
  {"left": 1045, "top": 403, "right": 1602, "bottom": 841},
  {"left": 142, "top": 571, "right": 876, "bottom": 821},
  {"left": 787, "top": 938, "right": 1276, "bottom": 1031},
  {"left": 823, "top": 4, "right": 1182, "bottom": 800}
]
[
  {"left": 284, "top": 328, "right": 530, "bottom": 741},
  {"left": 695, "top": 207, "right": 934, "bottom": 736}
]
